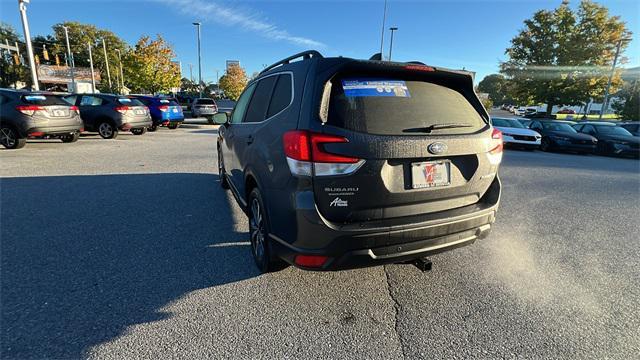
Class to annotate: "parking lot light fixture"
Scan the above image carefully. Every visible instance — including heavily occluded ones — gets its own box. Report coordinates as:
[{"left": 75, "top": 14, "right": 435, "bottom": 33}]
[
  {"left": 193, "top": 22, "right": 202, "bottom": 98},
  {"left": 18, "top": 0, "right": 39, "bottom": 90},
  {"left": 388, "top": 27, "right": 398, "bottom": 61},
  {"left": 599, "top": 37, "right": 632, "bottom": 121}
]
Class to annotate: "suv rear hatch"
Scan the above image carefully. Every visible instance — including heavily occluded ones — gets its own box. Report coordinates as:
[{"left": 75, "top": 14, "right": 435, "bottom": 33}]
[
  {"left": 306, "top": 61, "right": 501, "bottom": 224},
  {"left": 18, "top": 94, "right": 79, "bottom": 120}
]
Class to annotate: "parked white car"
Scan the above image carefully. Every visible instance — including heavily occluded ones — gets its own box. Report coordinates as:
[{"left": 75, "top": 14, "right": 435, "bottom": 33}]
[{"left": 491, "top": 117, "right": 541, "bottom": 149}]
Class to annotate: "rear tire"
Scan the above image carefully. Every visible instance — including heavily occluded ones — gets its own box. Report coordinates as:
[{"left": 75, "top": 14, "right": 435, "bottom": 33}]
[
  {"left": 248, "top": 187, "right": 284, "bottom": 273},
  {"left": 148, "top": 125, "right": 158, "bottom": 132},
  {"left": 168, "top": 123, "right": 179, "bottom": 129},
  {"left": 131, "top": 128, "right": 147, "bottom": 135},
  {"left": 0, "top": 126, "right": 26, "bottom": 149},
  {"left": 207, "top": 116, "right": 214, "bottom": 125},
  {"left": 61, "top": 132, "right": 80, "bottom": 143},
  {"left": 218, "top": 148, "right": 229, "bottom": 190},
  {"left": 98, "top": 121, "right": 118, "bottom": 139}
]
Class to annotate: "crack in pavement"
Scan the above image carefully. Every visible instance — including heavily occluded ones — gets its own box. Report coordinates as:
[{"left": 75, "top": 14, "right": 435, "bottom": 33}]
[{"left": 383, "top": 265, "right": 406, "bottom": 359}]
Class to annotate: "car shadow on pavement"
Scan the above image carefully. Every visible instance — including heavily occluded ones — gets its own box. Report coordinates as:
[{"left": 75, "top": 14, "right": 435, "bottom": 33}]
[{"left": 0, "top": 173, "right": 257, "bottom": 359}]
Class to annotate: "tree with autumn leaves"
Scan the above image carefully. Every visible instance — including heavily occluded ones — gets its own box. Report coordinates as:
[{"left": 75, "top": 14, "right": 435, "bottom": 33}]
[
  {"left": 124, "top": 35, "right": 181, "bottom": 94},
  {"left": 219, "top": 64, "right": 248, "bottom": 101},
  {"left": 500, "top": 0, "right": 632, "bottom": 114}
]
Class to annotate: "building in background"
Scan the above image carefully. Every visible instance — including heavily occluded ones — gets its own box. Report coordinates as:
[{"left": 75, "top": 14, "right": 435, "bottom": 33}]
[{"left": 226, "top": 60, "right": 239, "bottom": 71}]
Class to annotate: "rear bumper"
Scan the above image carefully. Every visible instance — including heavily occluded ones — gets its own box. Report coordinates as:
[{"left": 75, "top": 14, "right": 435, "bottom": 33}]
[
  {"left": 27, "top": 124, "right": 82, "bottom": 136},
  {"left": 120, "top": 119, "right": 152, "bottom": 130},
  {"left": 271, "top": 176, "right": 501, "bottom": 271}
]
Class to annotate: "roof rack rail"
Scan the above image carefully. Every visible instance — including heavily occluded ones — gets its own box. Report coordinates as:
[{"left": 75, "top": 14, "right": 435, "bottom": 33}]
[{"left": 259, "top": 50, "right": 323, "bottom": 75}]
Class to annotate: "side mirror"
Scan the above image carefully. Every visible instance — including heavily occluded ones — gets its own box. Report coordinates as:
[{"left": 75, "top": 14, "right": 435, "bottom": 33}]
[{"left": 212, "top": 112, "right": 229, "bottom": 125}]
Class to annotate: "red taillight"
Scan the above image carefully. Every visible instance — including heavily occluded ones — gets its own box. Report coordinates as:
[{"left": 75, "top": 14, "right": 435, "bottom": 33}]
[
  {"left": 115, "top": 106, "right": 130, "bottom": 114},
  {"left": 405, "top": 64, "right": 435, "bottom": 72},
  {"left": 16, "top": 105, "right": 45, "bottom": 116},
  {"left": 490, "top": 128, "right": 503, "bottom": 154},
  {"left": 158, "top": 105, "right": 169, "bottom": 112},
  {"left": 28, "top": 131, "right": 44, "bottom": 137},
  {"left": 283, "top": 130, "right": 359, "bottom": 163},
  {"left": 69, "top": 105, "right": 79, "bottom": 114},
  {"left": 294, "top": 255, "right": 329, "bottom": 268}
]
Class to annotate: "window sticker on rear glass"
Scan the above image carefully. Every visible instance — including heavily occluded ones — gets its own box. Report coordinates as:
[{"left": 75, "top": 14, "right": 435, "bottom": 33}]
[
  {"left": 160, "top": 99, "right": 170, "bottom": 104},
  {"left": 118, "top": 98, "right": 132, "bottom": 103},
  {"left": 342, "top": 79, "right": 410, "bottom": 98},
  {"left": 25, "top": 95, "right": 46, "bottom": 101}
]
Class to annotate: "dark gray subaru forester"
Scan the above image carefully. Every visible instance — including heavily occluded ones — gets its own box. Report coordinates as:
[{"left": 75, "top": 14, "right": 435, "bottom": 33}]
[{"left": 214, "top": 51, "right": 502, "bottom": 272}]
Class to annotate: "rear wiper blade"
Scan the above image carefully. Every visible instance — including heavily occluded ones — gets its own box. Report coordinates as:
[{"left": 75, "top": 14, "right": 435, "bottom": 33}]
[{"left": 403, "top": 123, "right": 472, "bottom": 133}]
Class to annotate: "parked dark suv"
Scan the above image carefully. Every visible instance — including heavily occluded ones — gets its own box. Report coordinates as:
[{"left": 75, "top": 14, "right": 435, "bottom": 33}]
[
  {"left": 63, "top": 94, "right": 152, "bottom": 139},
  {"left": 0, "top": 89, "right": 83, "bottom": 149},
  {"left": 214, "top": 51, "right": 503, "bottom": 272}
]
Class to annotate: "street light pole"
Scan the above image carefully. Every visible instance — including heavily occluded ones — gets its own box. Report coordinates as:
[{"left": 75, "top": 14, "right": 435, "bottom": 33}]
[
  {"left": 193, "top": 22, "right": 202, "bottom": 98},
  {"left": 388, "top": 27, "right": 398, "bottom": 61},
  {"left": 62, "top": 26, "right": 75, "bottom": 92},
  {"left": 379, "top": 0, "right": 388, "bottom": 60},
  {"left": 87, "top": 42, "right": 96, "bottom": 93},
  {"left": 18, "top": 0, "right": 39, "bottom": 90},
  {"left": 102, "top": 39, "right": 112, "bottom": 90},
  {"left": 115, "top": 49, "right": 124, "bottom": 93},
  {"left": 599, "top": 38, "right": 630, "bottom": 120}
]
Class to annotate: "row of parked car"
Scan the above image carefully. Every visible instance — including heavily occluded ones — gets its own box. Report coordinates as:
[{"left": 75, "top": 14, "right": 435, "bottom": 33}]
[
  {"left": 492, "top": 117, "right": 640, "bottom": 157},
  {"left": 0, "top": 89, "right": 198, "bottom": 149}
]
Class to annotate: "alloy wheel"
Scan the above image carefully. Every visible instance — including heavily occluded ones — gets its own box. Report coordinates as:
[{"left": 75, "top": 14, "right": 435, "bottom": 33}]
[
  {"left": 99, "top": 123, "right": 113, "bottom": 138},
  {"left": 0, "top": 127, "right": 16, "bottom": 148},
  {"left": 249, "top": 198, "right": 266, "bottom": 264}
]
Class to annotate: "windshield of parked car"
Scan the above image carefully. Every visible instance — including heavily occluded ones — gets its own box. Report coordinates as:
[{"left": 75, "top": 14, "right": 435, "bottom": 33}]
[
  {"left": 596, "top": 126, "right": 633, "bottom": 136},
  {"left": 196, "top": 99, "right": 215, "bottom": 105},
  {"left": 542, "top": 122, "right": 577, "bottom": 133},
  {"left": 21, "top": 94, "right": 69, "bottom": 106},
  {"left": 493, "top": 118, "right": 525, "bottom": 128}
]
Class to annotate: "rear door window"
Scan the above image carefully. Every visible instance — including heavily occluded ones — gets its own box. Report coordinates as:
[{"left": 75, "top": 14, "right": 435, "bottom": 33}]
[
  {"left": 230, "top": 83, "right": 256, "bottom": 124},
  {"left": 327, "top": 77, "right": 485, "bottom": 135},
  {"left": 80, "top": 96, "right": 103, "bottom": 106},
  {"left": 244, "top": 76, "right": 277, "bottom": 123},
  {"left": 267, "top": 74, "right": 292, "bottom": 118}
]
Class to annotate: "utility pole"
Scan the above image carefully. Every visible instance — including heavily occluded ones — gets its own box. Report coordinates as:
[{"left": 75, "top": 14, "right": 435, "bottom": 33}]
[
  {"left": 388, "top": 27, "right": 398, "bottom": 61},
  {"left": 189, "top": 63, "right": 193, "bottom": 82},
  {"left": 215, "top": 69, "right": 219, "bottom": 84},
  {"left": 379, "top": 0, "right": 388, "bottom": 60},
  {"left": 102, "top": 39, "right": 112, "bottom": 90},
  {"left": 599, "top": 37, "right": 631, "bottom": 120},
  {"left": 62, "top": 26, "right": 75, "bottom": 92},
  {"left": 18, "top": 0, "right": 39, "bottom": 90},
  {"left": 193, "top": 22, "right": 202, "bottom": 97},
  {"left": 87, "top": 42, "right": 96, "bottom": 93},
  {"left": 115, "top": 48, "right": 124, "bottom": 93}
]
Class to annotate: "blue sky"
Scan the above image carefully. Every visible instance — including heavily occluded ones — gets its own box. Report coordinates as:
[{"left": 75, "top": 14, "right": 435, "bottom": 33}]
[{"left": 1, "top": 0, "right": 638, "bottom": 83}]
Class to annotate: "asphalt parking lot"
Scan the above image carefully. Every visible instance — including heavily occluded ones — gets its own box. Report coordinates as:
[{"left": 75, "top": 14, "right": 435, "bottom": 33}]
[{"left": 1, "top": 125, "right": 639, "bottom": 359}]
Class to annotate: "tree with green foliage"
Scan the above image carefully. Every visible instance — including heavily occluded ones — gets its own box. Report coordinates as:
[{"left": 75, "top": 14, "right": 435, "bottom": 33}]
[
  {"left": 124, "top": 35, "right": 180, "bottom": 94},
  {"left": 0, "top": 22, "right": 30, "bottom": 88},
  {"left": 51, "top": 22, "right": 128, "bottom": 93},
  {"left": 613, "top": 80, "right": 639, "bottom": 120},
  {"left": 478, "top": 74, "right": 509, "bottom": 105},
  {"left": 219, "top": 65, "right": 248, "bottom": 101},
  {"left": 501, "top": 0, "right": 632, "bottom": 114}
]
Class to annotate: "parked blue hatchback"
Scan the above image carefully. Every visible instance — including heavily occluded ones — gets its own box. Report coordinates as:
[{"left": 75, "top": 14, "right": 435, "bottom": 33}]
[{"left": 132, "top": 95, "right": 184, "bottom": 131}]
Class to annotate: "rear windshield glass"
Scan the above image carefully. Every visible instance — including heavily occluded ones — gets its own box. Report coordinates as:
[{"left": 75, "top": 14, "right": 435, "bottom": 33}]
[
  {"left": 117, "top": 98, "right": 144, "bottom": 106},
  {"left": 196, "top": 99, "right": 215, "bottom": 105},
  {"left": 327, "top": 77, "right": 485, "bottom": 135},
  {"left": 159, "top": 98, "right": 179, "bottom": 106},
  {"left": 21, "top": 94, "right": 68, "bottom": 106}
]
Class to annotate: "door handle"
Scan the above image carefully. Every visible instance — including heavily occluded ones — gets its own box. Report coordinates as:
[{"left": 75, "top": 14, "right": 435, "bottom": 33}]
[{"left": 246, "top": 135, "right": 254, "bottom": 145}]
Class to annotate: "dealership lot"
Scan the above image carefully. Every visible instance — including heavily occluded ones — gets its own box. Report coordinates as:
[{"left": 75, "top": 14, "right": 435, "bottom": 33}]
[{"left": 1, "top": 127, "right": 639, "bottom": 359}]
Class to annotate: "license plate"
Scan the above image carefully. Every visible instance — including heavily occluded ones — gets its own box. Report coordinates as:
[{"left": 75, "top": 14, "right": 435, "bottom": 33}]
[
  {"left": 134, "top": 109, "right": 145, "bottom": 115},
  {"left": 52, "top": 109, "right": 67, "bottom": 117},
  {"left": 411, "top": 161, "right": 451, "bottom": 188}
]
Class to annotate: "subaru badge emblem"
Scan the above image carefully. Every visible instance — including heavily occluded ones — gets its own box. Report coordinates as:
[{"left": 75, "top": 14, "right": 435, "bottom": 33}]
[{"left": 428, "top": 142, "right": 447, "bottom": 155}]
